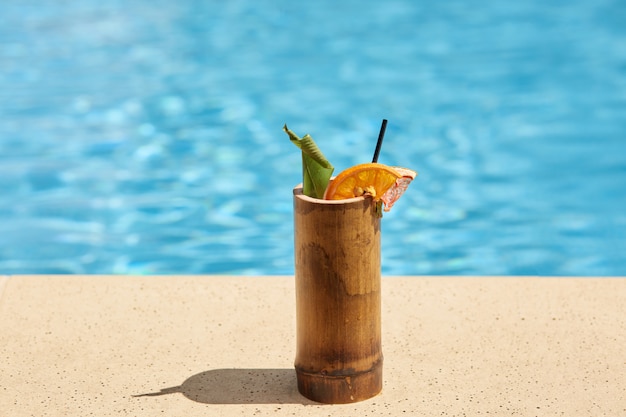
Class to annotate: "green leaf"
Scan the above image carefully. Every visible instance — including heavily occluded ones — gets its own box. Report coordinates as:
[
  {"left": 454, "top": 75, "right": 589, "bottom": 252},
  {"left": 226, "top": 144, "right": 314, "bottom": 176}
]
[{"left": 284, "top": 124, "right": 334, "bottom": 199}]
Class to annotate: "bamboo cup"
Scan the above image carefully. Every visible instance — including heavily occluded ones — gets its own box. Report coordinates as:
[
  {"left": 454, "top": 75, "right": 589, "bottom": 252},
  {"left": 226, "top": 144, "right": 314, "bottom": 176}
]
[{"left": 293, "top": 185, "right": 383, "bottom": 404}]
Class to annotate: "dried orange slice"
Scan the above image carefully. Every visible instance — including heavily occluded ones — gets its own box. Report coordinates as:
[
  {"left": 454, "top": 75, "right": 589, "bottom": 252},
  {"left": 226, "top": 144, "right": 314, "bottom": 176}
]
[{"left": 323, "top": 163, "right": 403, "bottom": 201}]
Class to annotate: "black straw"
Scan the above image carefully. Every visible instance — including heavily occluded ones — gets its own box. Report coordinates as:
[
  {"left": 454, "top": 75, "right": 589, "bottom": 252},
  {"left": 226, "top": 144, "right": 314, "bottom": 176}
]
[{"left": 372, "top": 119, "right": 387, "bottom": 163}]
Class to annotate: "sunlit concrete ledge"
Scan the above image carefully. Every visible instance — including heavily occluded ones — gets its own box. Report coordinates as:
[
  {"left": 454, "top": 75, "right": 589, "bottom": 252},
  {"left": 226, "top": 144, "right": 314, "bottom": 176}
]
[{"left": 1, "top": 275, "right": 625, "bottom": 416}]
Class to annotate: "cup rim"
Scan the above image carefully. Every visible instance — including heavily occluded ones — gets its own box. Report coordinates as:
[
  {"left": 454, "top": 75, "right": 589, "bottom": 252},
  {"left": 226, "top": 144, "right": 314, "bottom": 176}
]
[{"left": 293, "top": 184, "right": 370, "bottom": 204}]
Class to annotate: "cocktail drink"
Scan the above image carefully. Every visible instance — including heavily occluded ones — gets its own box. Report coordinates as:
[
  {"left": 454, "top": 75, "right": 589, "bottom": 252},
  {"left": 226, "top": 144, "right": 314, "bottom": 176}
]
[{"left": 286, "top": 123, "right": 416, "bottom": 404}]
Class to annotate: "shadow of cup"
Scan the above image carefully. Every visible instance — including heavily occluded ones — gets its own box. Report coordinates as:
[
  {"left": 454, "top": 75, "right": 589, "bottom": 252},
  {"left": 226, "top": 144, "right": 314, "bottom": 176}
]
[{"left": 135, "top": 368, "right": 317, "bottom": 405}]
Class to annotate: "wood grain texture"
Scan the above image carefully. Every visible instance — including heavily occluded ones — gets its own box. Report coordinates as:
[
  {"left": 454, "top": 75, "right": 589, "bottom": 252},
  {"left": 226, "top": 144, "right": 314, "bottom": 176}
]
[{"left": 293, "top": 187, "right": 382, "bottom": 404}]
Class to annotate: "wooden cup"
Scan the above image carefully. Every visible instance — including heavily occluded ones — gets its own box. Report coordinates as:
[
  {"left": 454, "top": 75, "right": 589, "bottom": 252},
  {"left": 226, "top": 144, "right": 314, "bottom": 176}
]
[{"left": 293, "top": 186, "right": 383, "bottom": 404}]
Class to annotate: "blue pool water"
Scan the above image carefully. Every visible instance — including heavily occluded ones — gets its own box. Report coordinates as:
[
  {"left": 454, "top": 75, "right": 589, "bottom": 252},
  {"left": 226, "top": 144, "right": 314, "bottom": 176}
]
[{"left": 1, "top": 0, "right": 625, "bottom": 275}]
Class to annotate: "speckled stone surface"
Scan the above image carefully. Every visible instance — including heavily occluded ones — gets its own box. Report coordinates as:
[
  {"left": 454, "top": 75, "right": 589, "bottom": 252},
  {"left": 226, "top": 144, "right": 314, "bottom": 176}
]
[{"left": 1, "top": 276, "right": 625, "bottom": 416}]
